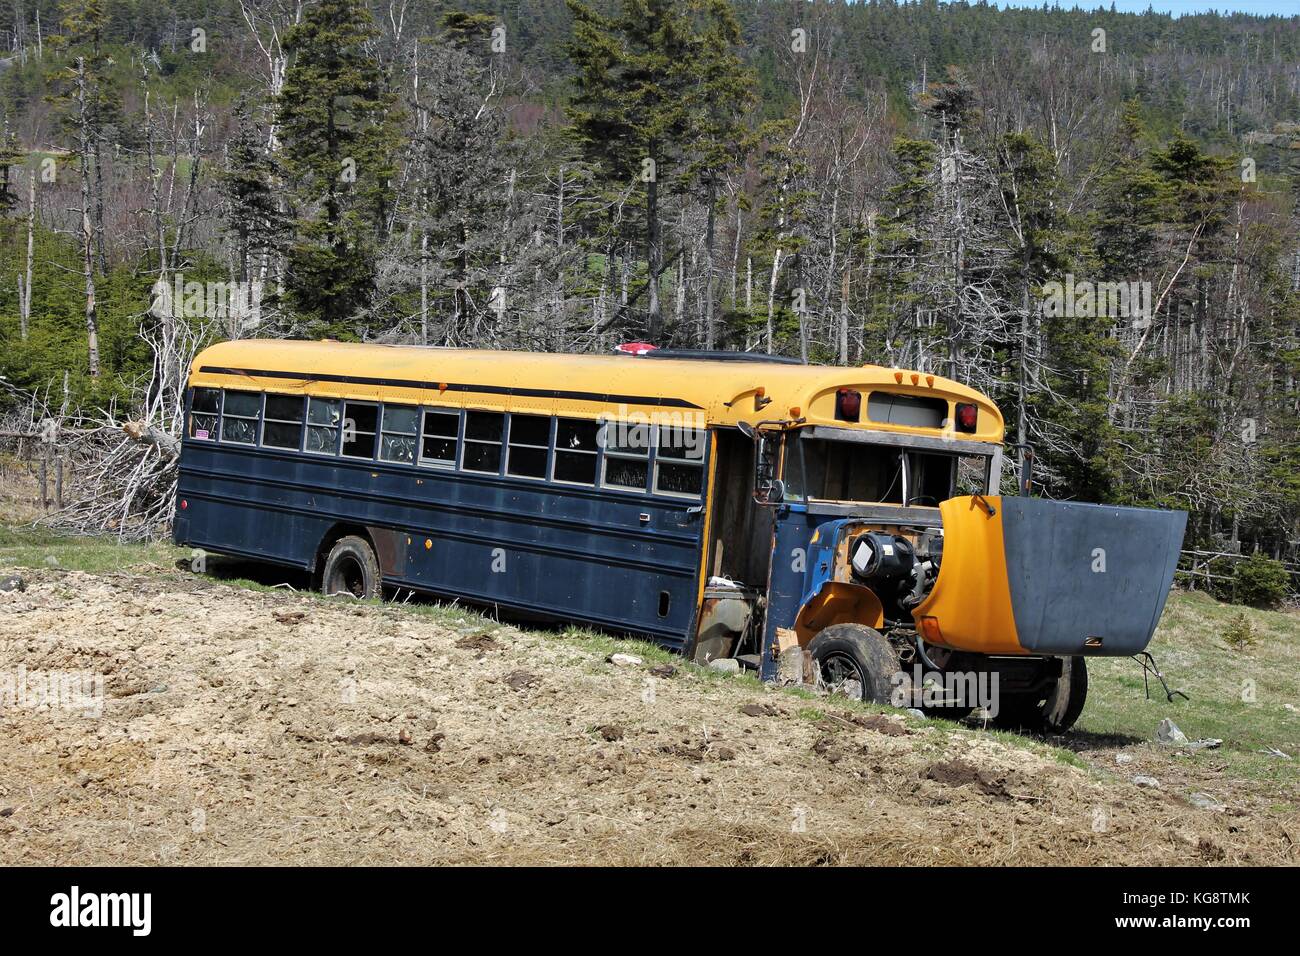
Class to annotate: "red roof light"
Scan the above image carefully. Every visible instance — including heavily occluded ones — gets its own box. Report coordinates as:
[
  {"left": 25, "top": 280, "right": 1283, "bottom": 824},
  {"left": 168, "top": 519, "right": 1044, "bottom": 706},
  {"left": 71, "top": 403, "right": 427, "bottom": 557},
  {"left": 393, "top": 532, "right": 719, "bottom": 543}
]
[
  {"left": 614, "top": 342, "right": 658, "bottom": 355},
  {"left": 955, "top": 403, "right": 979, "bottom": 432},
  {"left": 835, "top": 389, "right": 862, "bottom": 422}
]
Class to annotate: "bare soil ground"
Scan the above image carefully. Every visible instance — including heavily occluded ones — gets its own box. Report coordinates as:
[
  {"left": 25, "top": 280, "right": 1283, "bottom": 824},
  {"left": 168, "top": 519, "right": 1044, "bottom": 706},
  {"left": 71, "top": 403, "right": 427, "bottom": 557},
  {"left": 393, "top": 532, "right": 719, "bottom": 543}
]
[{"left": 2, "top": 564, "right": 1296, "bottom": 865}]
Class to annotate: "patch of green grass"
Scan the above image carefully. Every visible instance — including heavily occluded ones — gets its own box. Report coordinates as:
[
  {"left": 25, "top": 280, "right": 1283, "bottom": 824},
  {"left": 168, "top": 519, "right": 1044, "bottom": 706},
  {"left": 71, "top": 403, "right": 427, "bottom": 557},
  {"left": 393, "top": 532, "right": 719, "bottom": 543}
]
[
  {"left": 0, "top": 525, "right": 185, "bottom": 574},
  {"left": 1077, "top": 590, "right": 1299, "bottom": 789},
  {"left": 557, "top": 626, "right": 679, "bottom": 667}
]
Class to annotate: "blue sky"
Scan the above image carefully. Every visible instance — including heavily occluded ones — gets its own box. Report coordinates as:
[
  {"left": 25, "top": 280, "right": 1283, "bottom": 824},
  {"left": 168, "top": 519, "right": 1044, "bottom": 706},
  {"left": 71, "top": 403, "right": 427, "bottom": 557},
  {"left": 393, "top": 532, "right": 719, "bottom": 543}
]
[{"left": 980, "top": 1, "right": 1298, "bottom": 15}]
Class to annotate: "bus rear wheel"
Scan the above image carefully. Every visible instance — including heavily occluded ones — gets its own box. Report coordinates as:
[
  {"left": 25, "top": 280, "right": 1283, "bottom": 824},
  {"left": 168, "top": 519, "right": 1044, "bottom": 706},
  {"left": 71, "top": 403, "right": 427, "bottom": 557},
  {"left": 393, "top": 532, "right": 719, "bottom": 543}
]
[
  {"left": 807, "top": 624, "right": 898, "bottom": 704},
  {"left": 992, "top": 656, "right": 1088, "bottom": 733},
  {"left": 321, "top": 535, "right": 382, "bottom": 600}
]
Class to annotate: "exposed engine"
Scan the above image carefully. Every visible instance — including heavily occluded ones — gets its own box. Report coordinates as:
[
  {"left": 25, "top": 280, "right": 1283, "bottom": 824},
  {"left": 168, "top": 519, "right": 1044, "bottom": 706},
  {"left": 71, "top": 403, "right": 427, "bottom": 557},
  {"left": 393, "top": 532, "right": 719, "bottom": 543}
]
[{"left": 848, "top": 527, "right": 943, "bottom": 620}]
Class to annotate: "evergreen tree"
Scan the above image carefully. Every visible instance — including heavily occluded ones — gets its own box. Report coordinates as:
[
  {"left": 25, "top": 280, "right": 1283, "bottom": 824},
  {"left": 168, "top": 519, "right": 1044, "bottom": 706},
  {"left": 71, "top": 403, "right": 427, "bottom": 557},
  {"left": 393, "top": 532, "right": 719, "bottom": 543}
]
[
  {"left": 994, "top": 132, "right": 1082, "bottom": 493},
  {"left": 409, "top": 35, "right": 511, "bottom": 344},
  {"left": 566, "top": 0, "right": 697, "bottom": 340},
  {"left": 220, "top": 97, "right": 287, "bottom": 298},
  {"left": 0, "top": 126, "right": 23, "bottom": 217},
  {"left": 873, "top": 137, "right": 938, "bottom": 365},
  {"left": 1093, "top": 103, "right": 1167, "bottom": 281},
  {"left": 749, "top": 118, "right": 815, "bottom": 356},
  {"left": 680, "top": 0, "right": 753, "bottom": 348},
  {"left": 276, "top": 0, "right": 402, "bottom": 331},
  {"left": 49, "top": 0, "right": 123, "bottom": 273}
]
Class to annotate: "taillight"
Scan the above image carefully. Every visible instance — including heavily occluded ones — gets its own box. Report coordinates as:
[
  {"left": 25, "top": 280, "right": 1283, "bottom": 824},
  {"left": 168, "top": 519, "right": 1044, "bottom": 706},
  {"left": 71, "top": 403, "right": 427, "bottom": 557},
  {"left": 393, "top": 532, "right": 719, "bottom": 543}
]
[
  {"left": 835, "top": 389, "right": 861, "bottom": 422},
  {"left": 955, "top": 402, "right": 978, "bottom": 433}
]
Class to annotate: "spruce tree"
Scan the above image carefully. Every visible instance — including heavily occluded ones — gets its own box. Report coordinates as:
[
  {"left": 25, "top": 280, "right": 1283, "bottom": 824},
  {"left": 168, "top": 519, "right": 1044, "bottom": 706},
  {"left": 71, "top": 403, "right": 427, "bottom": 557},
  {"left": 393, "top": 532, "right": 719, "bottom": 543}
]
[
  {"left": 0, "top": 127, "right": 24, "bottom": 217},
  {"left": 49, "top": 0, "right": 122, "bottom": 273},
  {"left": 221, "top": 97, "right": 287, "bottom": 295},
  {"left": 566, "top": 0, "right": 696, "bottom": 341},
  {"left": 276, "top": 0, "right": 401, "bottom": 331},
  {"left": 681, "top": 0, "right": 754, "bottom": 349},
  {"left": 410, "top": 35, "right": 511, "bottom": 344}
]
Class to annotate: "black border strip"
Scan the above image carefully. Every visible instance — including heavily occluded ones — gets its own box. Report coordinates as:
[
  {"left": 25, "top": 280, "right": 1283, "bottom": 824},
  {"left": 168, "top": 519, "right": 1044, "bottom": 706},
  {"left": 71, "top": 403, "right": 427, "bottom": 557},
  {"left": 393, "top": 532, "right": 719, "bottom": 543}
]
[{"left": 198, "top": 365, "right": 704, "bottom": 410}]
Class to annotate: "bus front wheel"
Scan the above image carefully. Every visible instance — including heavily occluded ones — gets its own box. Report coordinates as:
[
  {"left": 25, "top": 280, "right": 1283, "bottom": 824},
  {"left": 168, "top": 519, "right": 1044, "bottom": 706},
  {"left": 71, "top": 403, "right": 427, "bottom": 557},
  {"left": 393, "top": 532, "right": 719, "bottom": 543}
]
[
  {"left": 807, "top": 624, "right": 898, "bottom": 704},
  {"left": 321, "top": 535, "right": 382, "bottom": 600},
  {"left": 992, "top": 656, "right": 1088, "bottom": 734}
]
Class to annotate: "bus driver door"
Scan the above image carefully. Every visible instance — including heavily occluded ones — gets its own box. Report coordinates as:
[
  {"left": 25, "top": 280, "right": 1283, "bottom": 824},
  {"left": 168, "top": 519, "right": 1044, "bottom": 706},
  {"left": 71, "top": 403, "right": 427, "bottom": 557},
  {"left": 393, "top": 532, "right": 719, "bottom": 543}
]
[{"left": 694, "top": 426, "right": 777, "bottom": 665}]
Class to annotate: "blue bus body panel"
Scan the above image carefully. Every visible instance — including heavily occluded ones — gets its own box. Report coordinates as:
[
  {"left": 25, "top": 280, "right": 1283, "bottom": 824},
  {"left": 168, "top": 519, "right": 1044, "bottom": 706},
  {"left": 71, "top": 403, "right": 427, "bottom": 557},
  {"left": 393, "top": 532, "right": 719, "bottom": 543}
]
[
  {"left": 174, "top": 442, "right": 705, "bottom": 648},
  {"left": 758, "top": 506, "right": 820, "bottom": 680},
  {"left": 799, "top": 518, "right": 855, "bottom": 609}
]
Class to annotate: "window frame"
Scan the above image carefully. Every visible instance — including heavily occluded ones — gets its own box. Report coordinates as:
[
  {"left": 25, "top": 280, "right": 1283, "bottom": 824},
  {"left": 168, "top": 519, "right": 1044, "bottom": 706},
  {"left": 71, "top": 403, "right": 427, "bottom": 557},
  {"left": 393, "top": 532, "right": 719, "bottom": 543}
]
[
  {"left": 303, "top": 396, "right": 343, "bottom": 457},
  {"left": 505, "top": 413, "right": 553, "bottom": 481},
  {"left": 341, "top": 400, "right": 380, "bottom": 461},
  {"left": 219, "top": 389, "right": 262, "bottom": 446},
  {"left": 189, "top": 387, "right": 222, "bottom": 442},
  {"left": 461, "top": 409, "right": 506, "bottom": 475},
  {"left": 378, "top": 402, "right": 420, "bottom": 465},
  {"left": 260, "top": 392, "right": 307, "bottom": 452},
  {"left": 787, "top": 428, "right": 998, "bottom": 505},
  {"left": 551, "top": 417, "right": 601, "bottom": 487},
  {"left": 652, "top": 425, "right": 707, "bottom": 499},
  {"left": 598, "top": 419, "right": 653, "bottom": 494},
  {"left": 418, "top": 408, "right": 462, "bottom": 469}
]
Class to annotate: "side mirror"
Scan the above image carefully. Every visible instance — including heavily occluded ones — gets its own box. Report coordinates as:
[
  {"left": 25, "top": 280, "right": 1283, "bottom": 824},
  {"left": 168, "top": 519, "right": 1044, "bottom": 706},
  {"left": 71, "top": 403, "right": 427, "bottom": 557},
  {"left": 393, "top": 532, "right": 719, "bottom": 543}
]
[
  {"left": 758, "top": 478, "right": 785, "bottom": 505},
  {"left": 738, "top": 424, "right": 783, "bottom": 506}
]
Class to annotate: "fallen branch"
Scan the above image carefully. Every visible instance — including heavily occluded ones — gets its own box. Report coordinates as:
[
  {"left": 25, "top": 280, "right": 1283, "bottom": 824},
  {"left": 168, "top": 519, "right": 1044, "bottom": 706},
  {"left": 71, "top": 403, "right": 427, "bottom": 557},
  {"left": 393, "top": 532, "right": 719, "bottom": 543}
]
[{"left": 122, "top": 420, "right": 180, "bottom": 458}]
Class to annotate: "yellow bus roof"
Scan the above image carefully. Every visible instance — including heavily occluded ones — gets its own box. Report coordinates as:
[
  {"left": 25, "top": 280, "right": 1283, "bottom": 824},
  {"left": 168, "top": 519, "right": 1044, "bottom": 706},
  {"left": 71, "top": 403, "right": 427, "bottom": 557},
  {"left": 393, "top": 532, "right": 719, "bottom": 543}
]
[{"left": 189, "top": 339, "right": 1005, "bottom": 443}]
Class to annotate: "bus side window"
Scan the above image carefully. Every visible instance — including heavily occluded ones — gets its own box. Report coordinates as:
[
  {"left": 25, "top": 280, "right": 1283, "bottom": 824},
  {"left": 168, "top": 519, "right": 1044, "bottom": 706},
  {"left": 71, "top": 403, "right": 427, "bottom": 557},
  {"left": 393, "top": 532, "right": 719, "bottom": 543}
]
[
  {"left": 220, "top": 390, "right": 260, "bottom": 445},
  {"left": 506, "top": 414, "right": 551, "bottom": 479},
  {"left": 654, "top": 427, "right": 705, "bottom": 498},
  {"left": 420, "top": 409, "right": 460, "bottom": 467},
  {"left": 463, "top": 411, "right": 504, "bottom": 474},
  {"left": 190, "top": 388, "right": 220, "bottom": 440},
  {"left": 908, "top": 451, "right": 953, "bottom": 504},
  {"left": 601, "top": 420, "right": 650, "bottom": 492},
  {"left": 342, "top": 402, "right": 378, "bottom": 459},
  {"left": 955, "top": 454, "right": 990, "bottom": 496},
  {"left": 305, "top": 398, "right": 341, "bottom": 455},
  {"left": 262, "top": 394, "right": 305, "bottom": 450},
  {"left": 379, "top": 405, "right": 418, "bottom": 464},
  {"left": 553, "top": 418, "right": 599, "bottom": 485}
]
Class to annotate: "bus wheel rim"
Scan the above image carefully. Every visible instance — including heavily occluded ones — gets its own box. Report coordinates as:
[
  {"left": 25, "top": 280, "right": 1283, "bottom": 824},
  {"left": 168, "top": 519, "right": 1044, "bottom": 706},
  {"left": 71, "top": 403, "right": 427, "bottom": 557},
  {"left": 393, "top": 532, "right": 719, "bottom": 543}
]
[{"left": 822, "top": 651, "right": 864, "bottom": 689}]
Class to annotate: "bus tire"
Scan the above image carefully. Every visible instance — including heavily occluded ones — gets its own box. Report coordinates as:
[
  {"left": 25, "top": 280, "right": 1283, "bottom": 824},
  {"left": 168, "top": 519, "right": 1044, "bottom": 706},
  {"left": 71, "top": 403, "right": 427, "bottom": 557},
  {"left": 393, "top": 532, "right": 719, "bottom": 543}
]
[
  {"left": 321, "top": 535, "right": 382, "bottom": 600},
  {"left": 807, "top": 624, "right": 898, "bottom": 705},
  {"left": 992, "top": 656, "right": 1088, "bottom": 733}
]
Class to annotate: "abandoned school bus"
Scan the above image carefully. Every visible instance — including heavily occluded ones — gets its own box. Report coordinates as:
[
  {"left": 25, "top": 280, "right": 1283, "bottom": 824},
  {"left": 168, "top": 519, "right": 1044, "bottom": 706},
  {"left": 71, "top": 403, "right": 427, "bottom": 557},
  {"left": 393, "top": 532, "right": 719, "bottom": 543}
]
[{"left": 174, "top": 340, "right": 1187, "bottom": 731}]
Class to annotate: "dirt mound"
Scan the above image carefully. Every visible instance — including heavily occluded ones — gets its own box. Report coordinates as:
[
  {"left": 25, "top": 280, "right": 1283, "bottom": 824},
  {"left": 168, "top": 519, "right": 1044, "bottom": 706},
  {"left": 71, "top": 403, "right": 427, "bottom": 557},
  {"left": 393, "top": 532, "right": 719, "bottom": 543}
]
[{"left": 0, "top": 568, "right": 1294, "bottom": 865}]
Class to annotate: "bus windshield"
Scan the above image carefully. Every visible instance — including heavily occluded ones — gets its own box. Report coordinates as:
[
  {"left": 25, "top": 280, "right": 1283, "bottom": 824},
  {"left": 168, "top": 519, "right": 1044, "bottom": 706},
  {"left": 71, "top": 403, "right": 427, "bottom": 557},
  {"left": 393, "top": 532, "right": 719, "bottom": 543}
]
[{"left": 784, "top": 436, "right": 991, "bottom": 506}]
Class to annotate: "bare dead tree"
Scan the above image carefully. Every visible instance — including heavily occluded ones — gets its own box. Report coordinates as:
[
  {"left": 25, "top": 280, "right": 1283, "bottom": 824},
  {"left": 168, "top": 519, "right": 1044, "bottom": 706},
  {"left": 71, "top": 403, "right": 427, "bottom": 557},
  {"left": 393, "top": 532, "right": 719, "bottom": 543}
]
[
  {"left": 40, "top": 314, "right": 212, "bottom": 541},
  {"left": 73, "top": 56, "right": 100, "bottom": 378}
]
